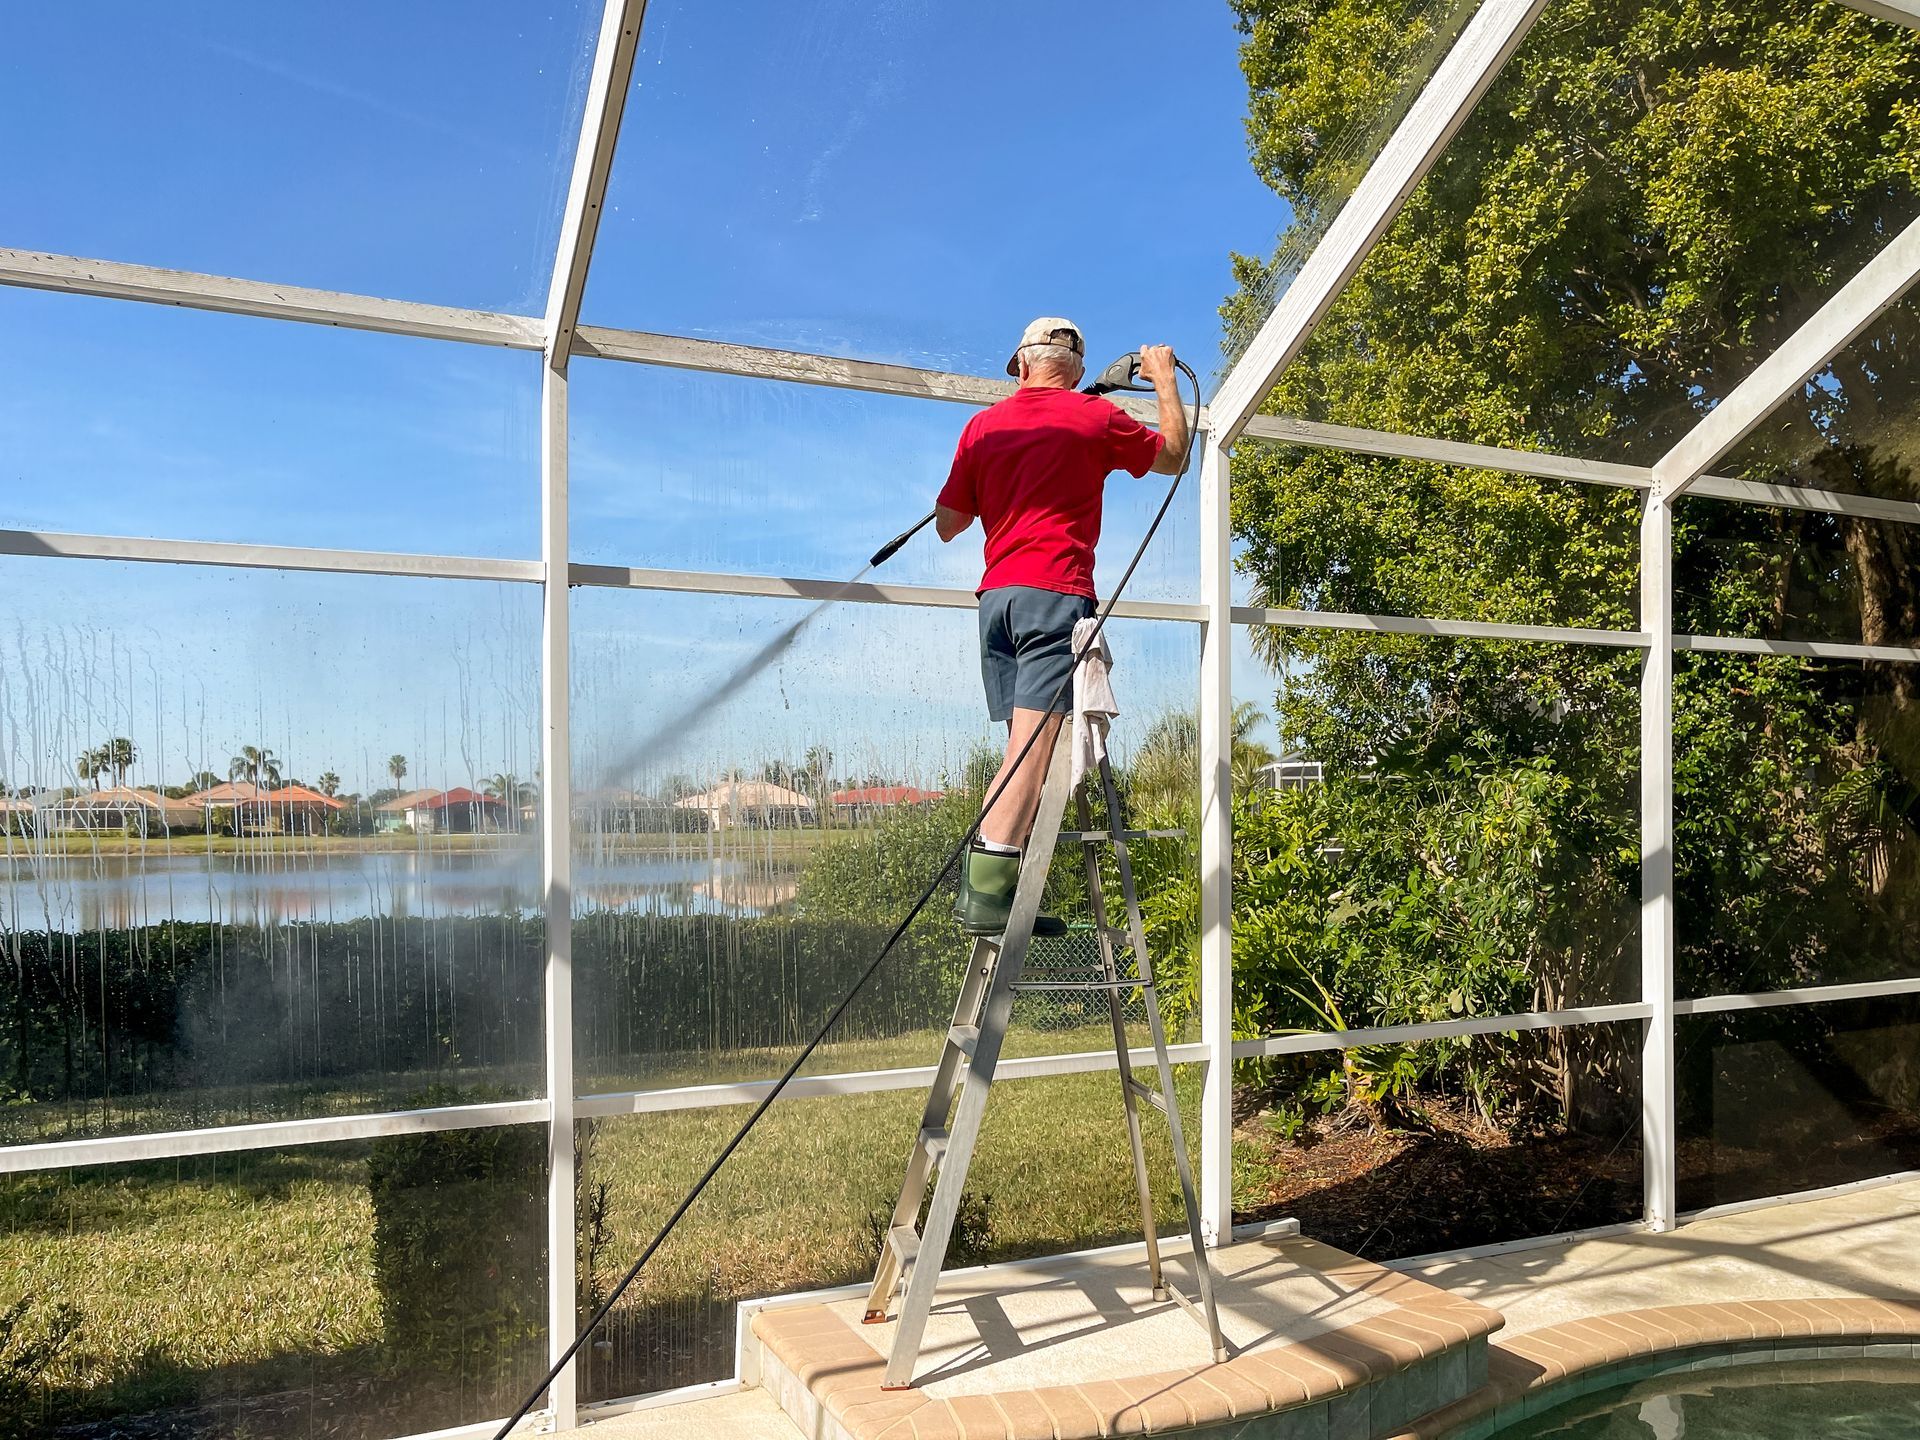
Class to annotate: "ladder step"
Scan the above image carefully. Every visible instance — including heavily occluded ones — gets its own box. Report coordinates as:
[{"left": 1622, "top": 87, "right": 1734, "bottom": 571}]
[
  {"left": 1062, "top": 828, "right": 1185, "bottom": 843},
  {"left": 916, "top": 1126, "right": 951, "bottom": 1164},
  {"left": 1127, "top": 1077, "right": 1171, "bottom": 1115},
  {"left": 1102, "top": 925, "right": 1135, "bottom": 948},
  {"left": 886, "top": 1224, "right": 921, "bottom": 1268},
  {"left": 947, "top": 1024, "right": 980, "bottom": 1058},
  {"left": 1009, "top": 977, "right": 1147, "bottom": 993}
]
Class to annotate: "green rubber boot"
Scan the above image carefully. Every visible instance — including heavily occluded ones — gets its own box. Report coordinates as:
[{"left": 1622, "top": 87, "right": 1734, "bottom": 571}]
[{"left": 953, "top": 840, "right": 1067, "bottom": 937}]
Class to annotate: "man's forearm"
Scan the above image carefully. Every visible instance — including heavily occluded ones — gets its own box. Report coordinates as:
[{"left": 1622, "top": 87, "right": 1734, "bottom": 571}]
[{"left": 1154, "top": 380, "right": 1190, "bottom": 471}]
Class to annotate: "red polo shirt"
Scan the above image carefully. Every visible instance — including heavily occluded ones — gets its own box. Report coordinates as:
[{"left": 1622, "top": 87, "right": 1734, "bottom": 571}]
[{"left": 936, "top": 386, "right": 1164, "bottom": 599}]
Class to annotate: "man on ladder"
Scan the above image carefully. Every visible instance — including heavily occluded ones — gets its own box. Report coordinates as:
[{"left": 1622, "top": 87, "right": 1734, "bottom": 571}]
[
  {"left": 934, "top": 318, "right": 1189, "bottom": 933},
  {"left": 861, "top": 318, "right": 1224, "bottom": 1391}
]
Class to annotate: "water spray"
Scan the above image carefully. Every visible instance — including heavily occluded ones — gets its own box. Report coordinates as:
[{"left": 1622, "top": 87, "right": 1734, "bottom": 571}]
[{"left": 495, "top": 353, "right": 1200, "bottom": 1437}]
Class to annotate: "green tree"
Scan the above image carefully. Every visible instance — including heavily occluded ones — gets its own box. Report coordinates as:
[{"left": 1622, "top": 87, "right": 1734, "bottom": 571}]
[
  {"left": 74, "top": 747, "right": 106, "bottom": 790},
  {"left": 228, "top": 745, "right": 281, "bottom": 787},
  {"left": 104, "top": 737, "right": 136, "bottom": 786},
  {"left": 387, "top": 753, "right": 409, "bottom": 787},
  {"left": 316, "top": 771, "right": 341, "bottom": 798}
]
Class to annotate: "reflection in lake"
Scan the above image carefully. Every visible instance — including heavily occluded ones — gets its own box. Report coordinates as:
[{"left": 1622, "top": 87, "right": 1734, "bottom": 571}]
[{"left": 0, "top": 843, "right": 789, "bottom": 933}]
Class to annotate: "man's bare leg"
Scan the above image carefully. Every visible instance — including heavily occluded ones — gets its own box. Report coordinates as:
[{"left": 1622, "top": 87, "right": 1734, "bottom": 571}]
[{"left": 980, "top": 707, "right": 1065, "bottom": 850}]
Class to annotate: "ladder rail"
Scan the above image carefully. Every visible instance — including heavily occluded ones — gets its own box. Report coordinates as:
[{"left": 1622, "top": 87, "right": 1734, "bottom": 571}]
[
  {"left": 1077, "top": 782, "right": 1167, "bottom": 1299},
  {"left": 864, "top": 730, "right": 1229, "bottom": 1388},
  {"left": 1095, "top": 753, "right": 1228, "bottom": 1360},
  {"left": 878, "top": 736, "right": 1079, "bottom": 1389}
]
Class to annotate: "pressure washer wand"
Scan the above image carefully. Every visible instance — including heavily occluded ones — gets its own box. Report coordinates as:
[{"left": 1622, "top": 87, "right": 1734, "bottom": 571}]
[{"left": 870, "top": 510, "right": 937, "bottom": 568}]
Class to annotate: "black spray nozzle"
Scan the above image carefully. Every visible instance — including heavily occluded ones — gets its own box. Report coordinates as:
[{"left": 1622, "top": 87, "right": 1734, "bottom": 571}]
[
  {"left": 1082, "top": 352, "right": 1151, "bottom": 396},
  {"left": 870, "top": 509, "right": 938, "bottom": 568}
]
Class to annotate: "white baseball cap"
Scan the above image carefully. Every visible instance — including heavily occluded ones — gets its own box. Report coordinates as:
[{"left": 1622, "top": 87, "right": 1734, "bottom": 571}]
[{"left": 1006, "top": 316, "right": 1084, "bottom": 377}]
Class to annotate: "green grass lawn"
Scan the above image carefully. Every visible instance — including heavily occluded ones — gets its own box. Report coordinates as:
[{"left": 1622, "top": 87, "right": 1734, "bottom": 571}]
[{"left": 2, "top": 1032, "right": 1203, "bottom": 1432}]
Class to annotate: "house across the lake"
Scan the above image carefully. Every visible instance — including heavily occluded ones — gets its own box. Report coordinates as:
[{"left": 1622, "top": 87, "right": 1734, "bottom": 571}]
[
  {"left": 829, "top": 785, "right": 944, "bottom": 823},
  {"left": 36, "top": 786, "right": 205, "bottom": 836},
  {"left": 180, "top": 781, "right": 345, "bottom": 835},
  {"left": 374, "top": 788, "right": 444, "bottom": 834},
  {"left": 674, "top": 780, "right": 815, "bottom": 831},
  {"left": 374, "top": 787, "right": 512, "bottom": 835}
]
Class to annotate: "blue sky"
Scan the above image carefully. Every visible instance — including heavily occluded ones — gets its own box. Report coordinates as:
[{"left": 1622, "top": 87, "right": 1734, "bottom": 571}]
[{"left": 0, "top": 2, "right": 1287, "bottom": 795}]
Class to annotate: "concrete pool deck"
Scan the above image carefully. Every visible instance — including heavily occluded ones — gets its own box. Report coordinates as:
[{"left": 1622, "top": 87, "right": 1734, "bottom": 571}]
[{"left": 577, "top": 1176, "right": 1920, "bottom": 1439}]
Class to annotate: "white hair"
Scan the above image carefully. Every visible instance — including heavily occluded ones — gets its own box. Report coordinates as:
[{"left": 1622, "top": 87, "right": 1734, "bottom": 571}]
[{"left": 1020, "top": 342, "right": 1085, "bottom": 384}]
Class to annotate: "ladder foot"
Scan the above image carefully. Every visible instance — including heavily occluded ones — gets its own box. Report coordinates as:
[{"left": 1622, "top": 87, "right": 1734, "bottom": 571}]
[
  {"left": 862, "top": 1310, "right": 889, "bottom": 1325},
  {"left": 880, "top": 1381, "right": 918, "bottom": 1393},
  {"left": 1212, "top": 1346, "right": 1230, "bottom": 1364},
  {"left": 1152, "top": 1285, "right": 1169, "bottom": 1303}
]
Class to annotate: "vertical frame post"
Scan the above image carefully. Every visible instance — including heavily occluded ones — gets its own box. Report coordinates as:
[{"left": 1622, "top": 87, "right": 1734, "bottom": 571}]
[
  {"left": 1197, "top": 432, "right": 1235, "bottom": 1244},
  {"left": 1639, "top": 493, "right": 1676, "bottom": 1231},
  {"left": 539, "top": 4, "right": 647, "bottom": 1420},
  {"left": 539, "top": 361, "right": 578, "bottom": 1427}
]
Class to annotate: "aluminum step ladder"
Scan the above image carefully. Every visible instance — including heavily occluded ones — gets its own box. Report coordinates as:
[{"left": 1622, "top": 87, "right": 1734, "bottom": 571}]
[{"left": 861, "top": 728, "right": 1227, "bottom": 1389}]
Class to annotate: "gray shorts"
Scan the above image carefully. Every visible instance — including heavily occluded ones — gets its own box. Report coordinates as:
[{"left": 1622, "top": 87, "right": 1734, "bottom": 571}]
[{"left": 978, "top": 585, "right": 1096, "bottom": 723}]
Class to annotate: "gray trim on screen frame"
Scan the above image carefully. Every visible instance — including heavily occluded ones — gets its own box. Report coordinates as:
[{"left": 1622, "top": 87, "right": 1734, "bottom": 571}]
[
  {"left": 0, "top": 247, "right": 545, "bottom": 349},
  {"left": 0, "top": 1099, "right": 551, "bottom": 1175}
]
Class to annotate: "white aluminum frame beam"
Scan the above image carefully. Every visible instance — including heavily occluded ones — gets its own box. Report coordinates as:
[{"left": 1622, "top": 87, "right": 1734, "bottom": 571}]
[
  {"left": 536, "top": 3, "right": 649, "bottom": 1424},
  {"left": 1840, "top": 0, "right": 1920, "bottom": 26},
  {"left": 0, "top": 527, "right": 541, "bottom": 583},
  {"left": 1233, "top": 604, "right": 1650, "bottom": 649},
  {"left": 1230, "top": 1001, "right": 1653, "bottom": 1059},
  {"left": 1640, "top": 493, "right": 1677, "bottom": 1232},
  {"left": 573, "top": 1043, "right": 1211, "bottom": 1120},
  {"left": 1239, "top": 415, "right": 1652, "bottom": 490},
  {"left": 1208, "top": 0, "right": 1551, "bottom": 445},
  {"left": 0, "top": 248, "right": 543, "bottom": 349},
  {"left": 545, "top": 1, "right": 649, "bottom": 365},
  {"left": 0, "top": 1099, "right": 548, "bottom": 1175},
  {"left": 1197, "top": 437, "right": 1235, "bottom": 1245},
  {"left": 1654, "top": 210, "right": 1920, "bottom": 498}
]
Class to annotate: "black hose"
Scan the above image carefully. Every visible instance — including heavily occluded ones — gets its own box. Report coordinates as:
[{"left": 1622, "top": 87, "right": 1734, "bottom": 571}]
[{"left": 493, "top": 358, "right": 1202, "bottom": 1436}]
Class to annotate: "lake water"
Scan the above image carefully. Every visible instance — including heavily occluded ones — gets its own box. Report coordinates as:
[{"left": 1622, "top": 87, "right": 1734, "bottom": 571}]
[{"left": 0, "top": 845, "right": 796, "bottom": 933}]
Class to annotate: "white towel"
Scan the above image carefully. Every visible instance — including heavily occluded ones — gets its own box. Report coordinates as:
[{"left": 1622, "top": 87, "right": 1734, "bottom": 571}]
[{"left": 1071, "top": 617, "right": 1118, "bottom": 788}]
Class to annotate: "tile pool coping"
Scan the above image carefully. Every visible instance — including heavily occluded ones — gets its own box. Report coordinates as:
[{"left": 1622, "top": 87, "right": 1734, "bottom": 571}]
[
  {"left": 1383, "top": 1297, "right": 1920, "bottom": 1438},
  {"left": 750, "top": 1238, "right": 1504, "bottom": 1439}
]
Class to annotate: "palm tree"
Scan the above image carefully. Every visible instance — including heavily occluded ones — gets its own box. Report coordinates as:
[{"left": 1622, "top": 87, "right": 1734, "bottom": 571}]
[
  {"left": 388, "top": 754, "right": 409, "bottom": 787},
  {"left": 1127, "top": 702, "right": 1277, "bottom": 824},
  {"left": 316, "top": 771, "right": 341, "bottom": 798},
  {"left": 106, "top": 737, "right": 137, "bottom": 786},
  {"left": 229, "top": 745, "right": 282, "bottom": 788},
  {"left": 482, "top": 772, "right": 535, "bottom": 804},
  {"left": 75, "top": 747, "right": 107, "bottom": 790}
]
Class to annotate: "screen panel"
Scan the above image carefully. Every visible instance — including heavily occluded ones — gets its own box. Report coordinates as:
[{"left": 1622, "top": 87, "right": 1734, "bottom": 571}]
[
  {"left": 581, "top": 1, "right": 1285, "bottom": 380},
  {"left": 568, "top": 360, "right": 1201, "bottom": 604},
  {"left": 1231, "top": 439, "right": 1641, "bottom": 627},
  {"left": 576, "top": 1064, "right": 1205, "bottom": 1403},
  {"left": 569, "top": 587, "right": 1201, "bottom": 1096},
  {"left": 0, "top": 2, "right": 600, "bottom": 313},
  {"left": 0, "top": 558, "right": 544, "bottom": 1144},
  {"left": 1, "top": 1128, "right": 548, "bottom": 1438},
  {"left": 1676, "top": 653, "right": 1920, "bottom": 998},
  {"left": 1676, "top": 493, "right": 1920, "bottom": 651},
  {"left": 1233, "top": 1023, "right": 1643, "bottom": 1261},
  {"left": 0, "top": 289, "right": 541, "bottom": 558},
  {"left": 1677, "top": 995, "right": 1920, "bottom": 1210},
  {"left": 1233, "top": 628, "right": 1644, "bottom": 1019}
]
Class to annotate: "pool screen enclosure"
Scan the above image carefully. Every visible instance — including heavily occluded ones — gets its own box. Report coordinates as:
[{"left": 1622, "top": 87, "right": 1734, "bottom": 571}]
[{"left": 4, "top": 1, "right": 1920, "bottom": 1436}]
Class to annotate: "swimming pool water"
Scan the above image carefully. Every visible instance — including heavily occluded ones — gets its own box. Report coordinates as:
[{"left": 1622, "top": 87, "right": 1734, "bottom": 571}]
[{"left": 1493, "top": 1357, "right": 1920, "bottom": 1437}]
